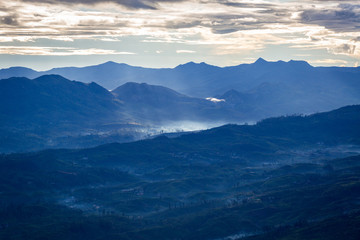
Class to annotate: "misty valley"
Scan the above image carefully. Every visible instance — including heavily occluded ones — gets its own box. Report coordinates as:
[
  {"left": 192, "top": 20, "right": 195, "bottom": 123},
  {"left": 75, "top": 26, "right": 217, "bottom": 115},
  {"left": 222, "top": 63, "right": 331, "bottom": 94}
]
[{"left": 1, "top": 60, "right": 360, "bottom": 240}]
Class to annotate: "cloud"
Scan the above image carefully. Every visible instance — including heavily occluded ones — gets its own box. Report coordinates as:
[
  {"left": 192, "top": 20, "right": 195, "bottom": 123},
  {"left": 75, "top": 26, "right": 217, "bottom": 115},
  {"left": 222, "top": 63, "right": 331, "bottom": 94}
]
[
  {"left": 329, "top": 43, "right": 356, "bottom": 55},
  {"left": 176, "top": 49, "right": 195, "bottom": 53},
  {"left": 97, "top": 37, "right": 121, "bottom": 42},
  {"left": 0, "top": 46, "right": 135, "bottom": 55},
  {"left": 218, "top": 1, "right": 274, "bottom": 9},
  {"left": 301, "top": 4, "right": 360, "bottom": 32},
  {"left": 20, "top": 0, "right": 187, "bottom": 10},
  {"left": 165, "top": 20, "right": 202, "bottom": 29},
  {"left": 1, "top": 15, "right": 19, "bottom": 26},
  {"left": 1, "top": 0, "right": 360, "bottom": 65},
  {"left": 353, "top": 36, "right": 360, "bottom": 42},
  {"left": 309, "top": 58, "right": 348, "bottom": 65},
  {"left": 206, "top": 97, "right": 225, "bottom": 103},
  {"left": 163, "top": 8, "right": 294, "bottom": 35}
]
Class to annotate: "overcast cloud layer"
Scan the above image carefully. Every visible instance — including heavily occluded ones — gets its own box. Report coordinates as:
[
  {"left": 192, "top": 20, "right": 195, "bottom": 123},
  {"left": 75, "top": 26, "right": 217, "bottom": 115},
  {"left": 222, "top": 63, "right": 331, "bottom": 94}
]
[{"left": 0, "top": 0, "right": 359, "bottom": 69}]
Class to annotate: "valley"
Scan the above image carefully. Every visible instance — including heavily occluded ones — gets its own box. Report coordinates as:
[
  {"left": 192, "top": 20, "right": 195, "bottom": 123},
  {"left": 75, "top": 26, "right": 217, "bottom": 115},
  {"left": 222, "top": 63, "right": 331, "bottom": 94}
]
[{"left": 1, "top": 106, "right": 360, "bottom": 239}]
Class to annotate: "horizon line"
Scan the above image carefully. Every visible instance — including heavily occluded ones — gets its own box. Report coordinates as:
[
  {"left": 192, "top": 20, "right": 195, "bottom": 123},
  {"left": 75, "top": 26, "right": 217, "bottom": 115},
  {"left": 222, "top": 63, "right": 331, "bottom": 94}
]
[{"left": 1, "top": 58, "right": 358, "bottom": 72}]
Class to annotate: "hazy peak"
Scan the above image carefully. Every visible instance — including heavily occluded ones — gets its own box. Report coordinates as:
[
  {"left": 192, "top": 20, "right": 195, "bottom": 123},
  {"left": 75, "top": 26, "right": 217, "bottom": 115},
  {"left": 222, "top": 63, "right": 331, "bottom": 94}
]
[
  {"left": 288, "top": 59, "right": 312, "bottom": 68},
  {"left": 112, "top": 81, "right": 180, "bottom": 95},
  {"left": 102, "top": 61, "right": 119, "bottom": 65},
  {"left": 90, "top": 61, "right": 131, "bottom": 69},
  {"left": 34, "top": 74, "right": 70, "bottom": 82},
  {"left": 120, "top": 82, "right": 149, "bottom": 88},
  {"left": 176, "top": 61, "right": 213, "bottom": 68},
  {"left": 254, "top": 57, "right": 268, "bottom": 64},
  {"left": 4, "top": 66, "right": 34, "bottom": 71}
]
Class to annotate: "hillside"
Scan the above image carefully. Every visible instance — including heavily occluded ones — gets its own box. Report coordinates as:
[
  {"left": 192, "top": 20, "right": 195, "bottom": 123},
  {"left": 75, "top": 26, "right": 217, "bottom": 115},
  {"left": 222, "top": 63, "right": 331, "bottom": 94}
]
[
  {"left": 0, "top": 76, "right": 245, "bottom": 153},
  {"left": 0, "top": 105, "right": 360, "bottom": 239},
  {"left": 112, "top": 82, "right": 242, "bottom": 123},
  {"left": 0, "top": 75, "right": 122, "bottom": 126}
]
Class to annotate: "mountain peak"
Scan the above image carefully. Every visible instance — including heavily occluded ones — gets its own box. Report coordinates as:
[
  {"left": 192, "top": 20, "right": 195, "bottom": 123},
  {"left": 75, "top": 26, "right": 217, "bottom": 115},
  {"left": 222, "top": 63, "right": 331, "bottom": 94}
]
[
  {"left": 119, "top": 82, "right": 148, "bottom": 88},
  {"left": 112, "top": 82, "right": 188, "bottom": 104},
  {"left": 176, "top": 61, "right": 197, "bottom": 67},
  {"left": 97, "top": 61, "right": 123, "bottom": 67},
  {"left": 34, "top": 74, "right": 70, "bottom": 82},
  {"left": 103, "top": 61, "right": 118, "bottom": 65},
  {"left": 0, "top": 66, "right": 39, "bottom": 79},
  {"left": 288, "top": 59, "right": 312, "bottom": 68},
  {"left": 112, "top": 82, "right": 181, "bottom": 96},
  {"left": 176, "top": 61, "right": 213, "bottom": 69},
  {"left": 254, "top": 57, "right": 268, "bottom": 64},
  {"left": 94, "top": 61, "right": 132, "bottom": 69},
  {"left": 5, "top": 66, "right": 34, "bottom": 71}
]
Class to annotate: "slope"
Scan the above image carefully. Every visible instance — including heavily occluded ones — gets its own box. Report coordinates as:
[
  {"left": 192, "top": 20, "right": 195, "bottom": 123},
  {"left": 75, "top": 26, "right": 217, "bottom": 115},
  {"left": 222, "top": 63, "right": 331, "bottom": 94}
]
[
  {"left": 1, "top": 105, "right": 360, "bottom": 240},
  {"left": 112, "top": 82, "right": 243, "bottom": 123}
]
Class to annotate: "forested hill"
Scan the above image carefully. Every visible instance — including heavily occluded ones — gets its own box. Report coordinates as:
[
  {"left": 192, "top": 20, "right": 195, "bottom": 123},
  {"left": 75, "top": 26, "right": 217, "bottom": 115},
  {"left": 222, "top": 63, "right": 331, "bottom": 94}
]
[{"left": 1, "top": 105, "right": 360, "bottom": 240}]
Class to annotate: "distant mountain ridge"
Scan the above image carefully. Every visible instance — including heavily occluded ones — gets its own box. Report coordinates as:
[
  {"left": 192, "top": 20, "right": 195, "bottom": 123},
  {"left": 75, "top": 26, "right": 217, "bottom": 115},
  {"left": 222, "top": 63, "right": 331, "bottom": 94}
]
[
  {"left": 2, "top": 58, "right": 359, "bottom": 119},
  {"left": 2, "top": 58, "right": 358, "bottom": 95}
]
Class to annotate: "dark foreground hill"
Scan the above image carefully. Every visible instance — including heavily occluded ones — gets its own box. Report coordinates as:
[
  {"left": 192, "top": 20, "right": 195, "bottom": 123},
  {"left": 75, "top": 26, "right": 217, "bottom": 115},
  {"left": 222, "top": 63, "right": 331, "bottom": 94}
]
[{"left": 0, "top": 105, "right": 360, "bottom": 240}]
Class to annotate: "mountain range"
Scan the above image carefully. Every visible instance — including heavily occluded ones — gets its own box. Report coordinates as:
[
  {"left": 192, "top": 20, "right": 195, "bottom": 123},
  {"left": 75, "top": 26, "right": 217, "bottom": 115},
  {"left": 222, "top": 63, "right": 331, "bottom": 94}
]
[
  {"left": 0, "top": 75, "right": 245, "bottom": 153},
  {"left": 1, "top": 53, "right": 360, "bottom": 240},
  {"left": 2, "top": 58, "right": 360, "bottom": 118},
  {"left": 1, "top": 58, "right": 360, "bottom": 152},
  {"left": 1, "top": 57, "right": 360, "bottom": 239}
]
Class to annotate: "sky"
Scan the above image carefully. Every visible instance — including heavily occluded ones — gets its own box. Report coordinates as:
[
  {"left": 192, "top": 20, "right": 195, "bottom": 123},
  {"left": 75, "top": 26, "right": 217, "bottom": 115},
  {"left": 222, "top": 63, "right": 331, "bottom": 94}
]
[{"left": 0, "top": 0, "right": 359, "bottom": 70}]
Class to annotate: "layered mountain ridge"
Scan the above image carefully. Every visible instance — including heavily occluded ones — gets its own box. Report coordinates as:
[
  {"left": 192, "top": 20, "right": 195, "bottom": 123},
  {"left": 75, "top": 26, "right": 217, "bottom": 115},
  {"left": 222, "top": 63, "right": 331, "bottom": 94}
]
[
  {"left": 2, "top": 58, "right": 359, "bottom": 116},
  {"left": 1, "top": 58, "right": 359, "bottom": 152},
  {"left": 0, "top": 75, "right": 243, "bottom": 153}
]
